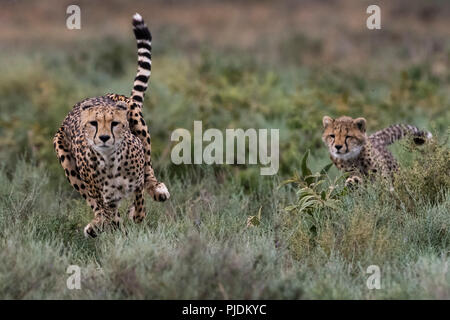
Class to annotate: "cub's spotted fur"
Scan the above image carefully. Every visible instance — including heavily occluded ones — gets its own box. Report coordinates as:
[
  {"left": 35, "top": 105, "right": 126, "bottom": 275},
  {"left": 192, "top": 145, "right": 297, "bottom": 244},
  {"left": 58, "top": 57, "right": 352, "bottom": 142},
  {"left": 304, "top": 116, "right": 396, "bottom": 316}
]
[
  {"left": 54, "top": 13, "right": 169, "bottom": 237},
  {"left": 322, "top": 116, "right": 432, "bottom": 187}
]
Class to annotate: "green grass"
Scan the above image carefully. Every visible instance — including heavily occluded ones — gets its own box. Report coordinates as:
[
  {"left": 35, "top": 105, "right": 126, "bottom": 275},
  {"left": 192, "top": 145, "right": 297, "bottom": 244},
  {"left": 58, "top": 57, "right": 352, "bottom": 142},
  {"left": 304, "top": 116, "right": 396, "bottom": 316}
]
[{"left": 0, "top": 31, "right": 449, "bottom": 299}]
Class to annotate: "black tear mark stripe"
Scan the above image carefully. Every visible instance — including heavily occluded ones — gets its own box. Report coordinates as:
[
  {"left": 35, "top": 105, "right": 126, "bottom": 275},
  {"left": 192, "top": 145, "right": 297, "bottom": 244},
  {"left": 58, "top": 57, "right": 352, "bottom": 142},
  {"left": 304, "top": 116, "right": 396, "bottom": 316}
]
[
  {"left": 93, "top": 123, "right": 98, "bottom": 141},
  {"left": 111, "top": 124, "right": 116, "bottom": 144}
]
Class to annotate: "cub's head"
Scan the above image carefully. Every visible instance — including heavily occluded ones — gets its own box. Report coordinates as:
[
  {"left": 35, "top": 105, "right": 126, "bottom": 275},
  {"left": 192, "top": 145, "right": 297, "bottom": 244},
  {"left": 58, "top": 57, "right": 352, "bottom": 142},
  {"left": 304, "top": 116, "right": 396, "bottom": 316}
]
[
  {"left": 322, "top": 116, "right": 367, "bottom": 160},
  {"left": 80, "top": 102, "right": 129, "bottom": 154}
]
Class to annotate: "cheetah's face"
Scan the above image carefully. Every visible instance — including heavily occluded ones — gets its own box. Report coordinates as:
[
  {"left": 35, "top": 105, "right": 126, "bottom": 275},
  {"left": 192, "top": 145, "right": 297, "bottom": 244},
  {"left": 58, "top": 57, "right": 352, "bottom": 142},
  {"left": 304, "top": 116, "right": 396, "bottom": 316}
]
[
  {"left": 81, "top": 106, "right": 129, "bottom": 153},
  {"left": 322, "top": 115, "right": 367, "bottom": 160}
]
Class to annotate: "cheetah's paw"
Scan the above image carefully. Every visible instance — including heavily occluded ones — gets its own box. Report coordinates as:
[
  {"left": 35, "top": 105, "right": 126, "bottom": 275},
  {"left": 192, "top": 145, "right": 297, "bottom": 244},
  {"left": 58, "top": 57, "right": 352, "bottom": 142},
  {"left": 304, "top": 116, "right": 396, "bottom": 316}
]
[
  {"left": 84, "top": 223, "right": 98, "bottom": 238},
  {"left": 149, "top": 183, "right": 170, "bottom": 202}
]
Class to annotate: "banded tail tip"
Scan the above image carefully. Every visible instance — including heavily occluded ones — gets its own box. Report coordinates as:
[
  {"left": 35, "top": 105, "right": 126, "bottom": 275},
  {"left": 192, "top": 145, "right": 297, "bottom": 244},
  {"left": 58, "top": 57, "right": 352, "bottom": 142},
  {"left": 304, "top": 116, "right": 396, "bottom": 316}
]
[
  {"left": 133, "top": 13, "right": 143, "bottom": 22},
  {"left": 413, "top": 130, "right": 432, "bottom": 145}
]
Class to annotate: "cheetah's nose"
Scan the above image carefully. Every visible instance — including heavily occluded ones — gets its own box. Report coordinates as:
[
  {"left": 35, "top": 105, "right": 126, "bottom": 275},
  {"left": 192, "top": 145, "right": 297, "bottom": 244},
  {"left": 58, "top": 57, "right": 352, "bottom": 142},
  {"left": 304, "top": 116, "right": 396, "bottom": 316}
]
[
  {"left": 335, "top": 145, "right": 343, "bottom": 150},
  {"left": 99, "top": 135, "right": 111, "bottom": 143}
]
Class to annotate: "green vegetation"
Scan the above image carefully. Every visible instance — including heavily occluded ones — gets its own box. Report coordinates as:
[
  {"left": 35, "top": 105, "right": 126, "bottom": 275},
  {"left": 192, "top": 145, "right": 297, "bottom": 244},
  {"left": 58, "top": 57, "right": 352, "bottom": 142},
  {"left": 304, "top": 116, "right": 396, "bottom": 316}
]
[{"left": 0, "top": 1, "right": 449, "bottom": 299}]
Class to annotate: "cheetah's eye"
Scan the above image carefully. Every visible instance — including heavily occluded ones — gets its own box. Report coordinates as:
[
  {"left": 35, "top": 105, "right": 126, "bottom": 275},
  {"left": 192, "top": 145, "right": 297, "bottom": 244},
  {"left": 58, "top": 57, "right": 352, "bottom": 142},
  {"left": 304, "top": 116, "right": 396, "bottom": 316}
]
[
  {"left": 89, "top": 121, "right": 98, "bottom": 127},
  {"left": 330, "top": 134, "right": 335, "bottom": 138},
  {"left": 111, "top": 121, "right": 119, "bottom": 127}
]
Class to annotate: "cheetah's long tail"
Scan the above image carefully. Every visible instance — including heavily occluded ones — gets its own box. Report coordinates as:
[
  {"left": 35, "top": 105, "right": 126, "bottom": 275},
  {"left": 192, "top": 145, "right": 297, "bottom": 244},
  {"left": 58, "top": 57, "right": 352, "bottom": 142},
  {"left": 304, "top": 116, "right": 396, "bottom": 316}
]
[
  {"left": 369, "top": 124, "right": 432, "bottom": 146},
  {"left": 130, "top": 13, "right": 152, "bottom": 106}
]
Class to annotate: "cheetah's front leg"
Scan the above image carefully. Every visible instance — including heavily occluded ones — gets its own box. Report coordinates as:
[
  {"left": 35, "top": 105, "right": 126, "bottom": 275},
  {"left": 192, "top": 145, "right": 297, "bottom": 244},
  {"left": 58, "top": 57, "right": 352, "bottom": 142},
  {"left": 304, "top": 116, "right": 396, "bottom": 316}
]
[
  {"left": 128, "top": 186, "right": 146, "bottom": 223},
  {"left": 84, "top": 200, "right": 121, "bottom": 238},
  {"left": 53, "top": 128, "right": 89, "bottom": 199}
]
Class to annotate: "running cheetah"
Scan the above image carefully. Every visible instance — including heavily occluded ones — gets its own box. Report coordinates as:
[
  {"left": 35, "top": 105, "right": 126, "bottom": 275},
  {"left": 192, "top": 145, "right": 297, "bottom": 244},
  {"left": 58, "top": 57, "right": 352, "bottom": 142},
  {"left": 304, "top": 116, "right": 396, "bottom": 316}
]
[
  {"left": 54, "top": 13, "right": 169, "bottom": 237},
  {"left": 322, "top": 115, "right": 432, "bottom": 187}
]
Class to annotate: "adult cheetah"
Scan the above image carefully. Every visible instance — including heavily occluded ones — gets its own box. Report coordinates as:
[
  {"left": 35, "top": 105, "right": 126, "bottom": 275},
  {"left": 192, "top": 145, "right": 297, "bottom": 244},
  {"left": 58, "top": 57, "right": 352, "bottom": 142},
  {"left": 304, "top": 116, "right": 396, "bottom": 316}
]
[
  {"left": 322, "top": 115, "right": 432, "bottom": 187},
  {"left": 54, "top": 13, "right": 169, "bottom": 237}
]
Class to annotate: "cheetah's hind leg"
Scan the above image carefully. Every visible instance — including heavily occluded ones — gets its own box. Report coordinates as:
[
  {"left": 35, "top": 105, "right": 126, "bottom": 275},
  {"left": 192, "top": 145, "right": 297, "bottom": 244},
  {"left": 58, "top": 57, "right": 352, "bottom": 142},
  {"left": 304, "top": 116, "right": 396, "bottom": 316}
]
[{"left": 125, "top": 101, "right": 170, "bottom": 202}]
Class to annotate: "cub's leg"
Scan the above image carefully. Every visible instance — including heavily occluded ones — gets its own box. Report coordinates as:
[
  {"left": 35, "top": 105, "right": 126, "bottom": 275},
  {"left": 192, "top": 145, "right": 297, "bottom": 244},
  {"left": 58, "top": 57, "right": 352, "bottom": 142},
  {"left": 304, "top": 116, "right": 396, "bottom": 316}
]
[
  {"left": 345, "top": 175, "right": 363, "bottom": 187},
  {"left": 127, "top": 104, "right": 170, "bottom": 202},
  {"left": 128, "top": 186, "right": 146, "bottom": 223},
  {"left": 53, "top": 128, "right": 89, "bottom": 200}
]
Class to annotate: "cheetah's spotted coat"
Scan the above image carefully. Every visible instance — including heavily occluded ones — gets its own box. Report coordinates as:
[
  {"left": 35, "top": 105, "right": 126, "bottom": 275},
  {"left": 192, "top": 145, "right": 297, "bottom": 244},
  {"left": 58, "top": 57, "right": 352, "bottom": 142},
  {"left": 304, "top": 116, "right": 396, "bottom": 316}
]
[
  {"left": 54, "top": 14, "right": 169, "bottom": 237},
  {"left": 322, "top": 115, "right": 432, "bottom": 187}
]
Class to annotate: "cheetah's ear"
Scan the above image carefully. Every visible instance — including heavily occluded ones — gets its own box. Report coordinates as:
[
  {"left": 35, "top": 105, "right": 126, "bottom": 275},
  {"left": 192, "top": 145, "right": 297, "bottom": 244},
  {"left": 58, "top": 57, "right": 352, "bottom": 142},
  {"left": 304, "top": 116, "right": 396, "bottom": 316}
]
[
  {"left": 354, "top": 117, "right": 367, "bottom": 132},
  {"left": 80, "top": 102, "right": 93, "bottom": 111},
  {"left": 322, "top": 116, "right": 334, "bottom": 128},
  {"left": 115, "top": 101, "right": 128, "bottom": 111}
]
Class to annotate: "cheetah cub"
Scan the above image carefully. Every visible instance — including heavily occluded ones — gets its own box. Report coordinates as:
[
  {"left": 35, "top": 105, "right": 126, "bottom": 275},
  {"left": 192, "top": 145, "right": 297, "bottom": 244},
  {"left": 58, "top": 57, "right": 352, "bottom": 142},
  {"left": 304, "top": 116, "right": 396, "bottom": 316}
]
[
  {"left": 322, "top": 116, "right": 432, "bottom": 187},
  {"left": 54, "top": 13, "right": 169, "bottom": 237}
]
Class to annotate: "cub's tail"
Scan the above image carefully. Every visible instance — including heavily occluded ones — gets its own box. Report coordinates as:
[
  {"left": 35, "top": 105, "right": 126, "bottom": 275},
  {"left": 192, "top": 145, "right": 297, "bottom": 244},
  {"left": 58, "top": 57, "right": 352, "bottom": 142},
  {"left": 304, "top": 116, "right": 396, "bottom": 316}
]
[
  {"left": 369, "top": 124, "right": 432, "bottom": 146},
  {"left": 130, "top": 13, "right": 152, "bottom": 106}
]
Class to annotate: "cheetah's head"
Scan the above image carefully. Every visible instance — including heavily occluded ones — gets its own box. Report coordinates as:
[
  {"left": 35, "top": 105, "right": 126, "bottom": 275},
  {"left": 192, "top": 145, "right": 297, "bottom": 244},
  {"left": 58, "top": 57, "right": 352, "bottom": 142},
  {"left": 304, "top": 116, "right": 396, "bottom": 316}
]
[
  {"left": 80, "top": 103, "right": 129, "bottom": 154},
  {"left": 322, "top": 115, "right": 367, "bottom": 160}
]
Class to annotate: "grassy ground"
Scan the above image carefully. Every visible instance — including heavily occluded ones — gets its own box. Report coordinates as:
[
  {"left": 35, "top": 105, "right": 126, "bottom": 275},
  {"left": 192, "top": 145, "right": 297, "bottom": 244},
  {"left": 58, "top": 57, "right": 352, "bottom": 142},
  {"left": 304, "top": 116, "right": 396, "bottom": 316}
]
[{"left": 0, "top": 0, "right": 449, "bottom": 299}]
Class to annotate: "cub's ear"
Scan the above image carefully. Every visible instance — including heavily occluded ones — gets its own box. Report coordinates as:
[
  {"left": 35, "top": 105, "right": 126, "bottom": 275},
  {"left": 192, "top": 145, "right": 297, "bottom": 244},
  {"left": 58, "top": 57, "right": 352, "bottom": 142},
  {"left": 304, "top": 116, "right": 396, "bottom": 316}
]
[
  {"left": 322, "top": 116, "right": 334, "bottom": 128},
  {"left": 354, "top": 117, "right": 367, "bottom": 132}
]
